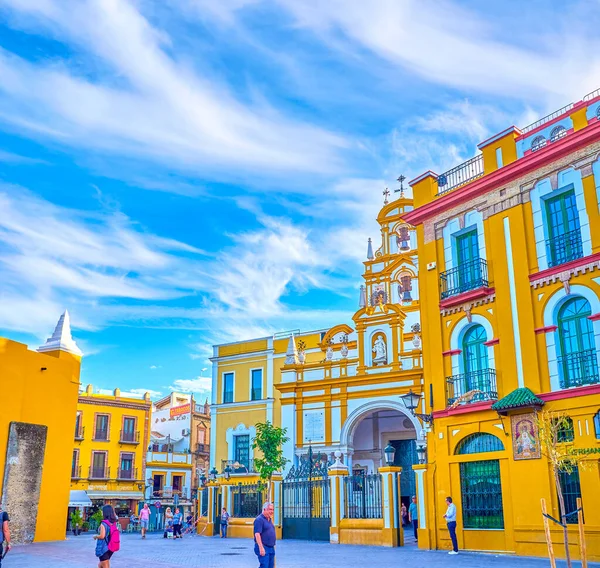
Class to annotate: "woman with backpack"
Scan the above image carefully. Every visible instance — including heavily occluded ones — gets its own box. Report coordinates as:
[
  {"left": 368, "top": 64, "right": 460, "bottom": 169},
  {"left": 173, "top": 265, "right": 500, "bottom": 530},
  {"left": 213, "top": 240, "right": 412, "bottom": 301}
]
[{"left": 94, "top": 505, "right": 120, "bottom": 568}]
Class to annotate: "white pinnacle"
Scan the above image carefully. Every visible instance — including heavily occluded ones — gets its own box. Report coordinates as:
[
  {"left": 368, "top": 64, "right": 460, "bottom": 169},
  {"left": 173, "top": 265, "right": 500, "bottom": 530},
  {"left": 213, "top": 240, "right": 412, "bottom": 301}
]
[
  {"left": 37, "top": 310, "right": 83, "bottom": 356},
  {"left": 284, "top": 334, "right": 298, "bottom": 365}
]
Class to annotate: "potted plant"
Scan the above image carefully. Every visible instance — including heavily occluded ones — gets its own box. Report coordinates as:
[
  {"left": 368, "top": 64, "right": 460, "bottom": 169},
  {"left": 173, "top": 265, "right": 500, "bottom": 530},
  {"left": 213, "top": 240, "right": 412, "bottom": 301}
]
[
  {"left": 81, "top": 521, "right": 90, "bottom": 533},
  {"left": 70, "top": 509, "right": 83, "bottom": 536}
]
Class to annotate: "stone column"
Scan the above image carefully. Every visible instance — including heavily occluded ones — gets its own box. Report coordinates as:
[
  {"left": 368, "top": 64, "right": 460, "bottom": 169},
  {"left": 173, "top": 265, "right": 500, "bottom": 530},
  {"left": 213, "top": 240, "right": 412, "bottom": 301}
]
[
  {"left": 205, "top": 483, "right": 216, "bottom": 537},
  {"left": 271, "top": 473, "right": 283, "bottom": 527},
  {"left": 328, "top": 452, "right": 349, "bottom": 544},
  {"left": 379, "top": 466, "right": 403, "bottom": 547},
  {"left": 413, "top": 464, "right": 430, "bottom": 548}
]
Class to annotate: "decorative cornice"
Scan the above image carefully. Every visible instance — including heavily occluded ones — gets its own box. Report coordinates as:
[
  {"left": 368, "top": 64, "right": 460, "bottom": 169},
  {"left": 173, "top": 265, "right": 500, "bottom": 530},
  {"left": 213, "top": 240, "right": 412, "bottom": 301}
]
[
  {"left": 439, "top": 287, "right": 495, "bottom": 311},
  {"left": 484, "top": 338, "right": 500, "bottom": 346},
  {"left": 534, "top": 325, "right": 558, "bottom": 334},
  {"left": 78, "top": 397, "right": 151, "bottom": 411},
  {"left": 442, "top": 349, "right": 461, "bottom": 357},
  {"left": 529, "top": 253, "right": 600, "bottom": 289}
]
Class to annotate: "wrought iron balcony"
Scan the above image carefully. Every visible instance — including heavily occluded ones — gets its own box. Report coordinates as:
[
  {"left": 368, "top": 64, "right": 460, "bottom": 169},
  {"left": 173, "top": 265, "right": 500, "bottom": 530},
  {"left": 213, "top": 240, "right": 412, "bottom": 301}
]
[
  {"left": 117, "top": 467, "right": 138, "bottom": 480},
  {"left": 437, "top": 155, "right": 484, "bottom": 196},
  {"left": 89, "top": 466, "right": 110, "bottom": 480},
  {"left": 546, "top": 229, "right": 583, "bottom": 268},
  {"left": 93, "top": 429, "right": 109, "bottom": 442},
  {"left": 558, "top": 349, "right": 600, "bottom": 389},
  {"left": 195, "top": 443, "right": 209, "bottom": 454},
  {"left": 440, "top": 258, "right": 489, "bottom": 300},
  {"left": 119, "top": 430, "right": 140, "bottom": 444},
  {"left": 221, "top": 459, "right": 256, "bottom": 474},
  {"left": 74, "top": 425, "right": 84, "bottom": 441},
  {"left": 250, "top": 388, "right": 262, "bottom": 401},
  {"left": 71, "top": 465, "right": 82, "bottom": 479},
  {"left": 446, "top": 369, "right": 498, "bottom": 407}
]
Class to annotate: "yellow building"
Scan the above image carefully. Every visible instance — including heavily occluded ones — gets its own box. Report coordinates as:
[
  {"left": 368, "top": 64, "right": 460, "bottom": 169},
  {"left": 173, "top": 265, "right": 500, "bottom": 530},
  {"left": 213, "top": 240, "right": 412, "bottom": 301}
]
[
  {"left": 404, "top": 87, "right": 600, "bottom": 560},
  {"left": 71, "top": 384, "right": 152, "bottom": 518},
  {"left": 0, "top": 311, "right": 82, "bottom": 543},
  {"left": 209, "top": 195, "right": 425, "bottom": 543}
]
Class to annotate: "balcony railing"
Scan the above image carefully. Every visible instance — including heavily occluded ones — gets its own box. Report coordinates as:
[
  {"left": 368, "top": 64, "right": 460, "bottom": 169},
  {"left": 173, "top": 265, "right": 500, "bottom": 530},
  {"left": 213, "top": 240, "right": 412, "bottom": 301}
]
[
  {"left": 153, "top": 487, "right": 190, "bottom": 500},
  {"left": 440, "top": 258, "right": 489, "bottom": 300},
  {"left": 119, "top": 430, "right": 140, "bottom": 444},
  {"left": 250, "top": 388, "right": 262, "bottom": 401},
  {"left": 437, "top": 155, "right": 484, "bottom": 196},
  {"left": 93, "top": 429, "right": 109, "bottom": 442},
  {"left": 521, "top": 102, "right": 575, "bottom": 134},
  {"left": 89, "top": 466, "right": 110, "bottom": 480},
  {"left": 117, "top": 467, "right": 138, "bottom": 480},
  {"left": 75, "top": 426, "right": 84, "bottom": 441},
  {"left": 71, "top": 465, "right": 82, "bottom": 479},
  {"left": 446, "top": 369, "right": 498, "bottom": 407},
  {"left": 221, "top": 459, "right": 256, "bottom": 474},
  {"left": 558, "top": 349, "right": 600, "bottom": 389},
  {"left": 546, "top": 229, "right": 583, "bottom": 268},
  {"left": 195, "top": 443, "right": 209, "bottom": 454}
]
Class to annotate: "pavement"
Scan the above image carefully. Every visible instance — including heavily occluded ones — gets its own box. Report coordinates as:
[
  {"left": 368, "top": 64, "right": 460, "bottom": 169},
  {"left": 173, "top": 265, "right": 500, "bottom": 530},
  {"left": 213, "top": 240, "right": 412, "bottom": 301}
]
[{"left": 2, "top": 532, "right": 597, "bottom": 568}]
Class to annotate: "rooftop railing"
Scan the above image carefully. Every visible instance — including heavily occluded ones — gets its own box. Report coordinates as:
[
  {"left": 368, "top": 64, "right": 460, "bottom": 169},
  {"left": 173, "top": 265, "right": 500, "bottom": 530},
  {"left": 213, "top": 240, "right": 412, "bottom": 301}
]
[
  {"left": 436, "top": 154, "right": 484, "bottom": 196},
  {"left": 521, "top": 103, "right": 575, "bottom": 134}
]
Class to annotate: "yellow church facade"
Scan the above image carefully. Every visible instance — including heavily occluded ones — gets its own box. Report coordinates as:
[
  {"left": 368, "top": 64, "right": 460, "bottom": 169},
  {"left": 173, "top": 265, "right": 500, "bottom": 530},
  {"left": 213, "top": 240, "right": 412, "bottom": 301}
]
[
  {"left": 0, "top": 311, "right": 82, "bottom": 543},
  {"left": 405, "top": 87, "right": 600, "bottom": 560}
]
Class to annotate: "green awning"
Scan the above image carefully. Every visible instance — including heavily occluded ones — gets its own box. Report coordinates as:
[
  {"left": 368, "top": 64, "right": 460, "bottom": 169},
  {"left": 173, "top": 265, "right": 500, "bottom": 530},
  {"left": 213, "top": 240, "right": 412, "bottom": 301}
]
[{"left": 491, "top": 387, "right": 544, "bottom": 414}]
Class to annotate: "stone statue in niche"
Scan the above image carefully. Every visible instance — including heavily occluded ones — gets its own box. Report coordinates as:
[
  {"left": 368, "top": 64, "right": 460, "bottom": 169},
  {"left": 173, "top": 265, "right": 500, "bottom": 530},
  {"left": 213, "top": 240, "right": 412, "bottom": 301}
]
[{"left": 372, "top": 334, "right": 387, "bottom": 365}]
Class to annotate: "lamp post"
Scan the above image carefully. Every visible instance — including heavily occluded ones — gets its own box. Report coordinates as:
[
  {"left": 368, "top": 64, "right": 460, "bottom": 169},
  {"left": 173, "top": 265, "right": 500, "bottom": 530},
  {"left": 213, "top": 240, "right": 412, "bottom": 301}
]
[
  {"left": 416, "top": 444, "right": 427, "bottom": 465},
  {"left": 224, "top": 465, "right": 232, "bottom": 481},
  {"left": 384, "top": 442, "right": 396, "bottom": 466},
  {"left": 209, "top": 467, "right": 218, "bottom": 482},
  {"left": 400, "top": 389, "right": 434, "bottom": 425}
]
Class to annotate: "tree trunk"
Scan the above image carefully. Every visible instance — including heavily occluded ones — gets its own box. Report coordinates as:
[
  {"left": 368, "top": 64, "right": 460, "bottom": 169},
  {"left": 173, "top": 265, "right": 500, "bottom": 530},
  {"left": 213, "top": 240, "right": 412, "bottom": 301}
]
[{"left": 554, "top": 469, "right": 572, "bottom": 568}]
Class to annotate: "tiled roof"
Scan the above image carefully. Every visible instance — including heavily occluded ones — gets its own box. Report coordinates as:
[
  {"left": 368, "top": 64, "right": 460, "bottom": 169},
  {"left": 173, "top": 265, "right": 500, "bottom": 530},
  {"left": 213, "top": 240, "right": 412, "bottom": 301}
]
[{"left": 491, "top": 387, "right": 545, "bottom": 412}]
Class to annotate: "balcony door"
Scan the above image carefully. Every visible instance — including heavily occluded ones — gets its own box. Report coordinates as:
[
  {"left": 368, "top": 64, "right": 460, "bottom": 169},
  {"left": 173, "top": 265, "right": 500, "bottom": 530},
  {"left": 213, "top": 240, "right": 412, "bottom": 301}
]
[
  {"left": 463, "top": 325, "right": 489, "bottom": 394},
  {"left": 123, "top": 417, "right": 136, "bottom": 442},
  {"left": 545, "top": 191, "right": 582, "bottom": 267},
  {"left": 455, "top": 229, "right": 480, "bottom": 291},
  {"left": 558, "top": 297, "right": 599, "bottom": 387},
  {"left": 92, "top": 452, "right": 106, "bottom": 478},
  {"left": 234, "top": 434, "right": 250, "bottom": 468},
  {"left": 120, "top": 453, "right": 133, "bottom": 479}
]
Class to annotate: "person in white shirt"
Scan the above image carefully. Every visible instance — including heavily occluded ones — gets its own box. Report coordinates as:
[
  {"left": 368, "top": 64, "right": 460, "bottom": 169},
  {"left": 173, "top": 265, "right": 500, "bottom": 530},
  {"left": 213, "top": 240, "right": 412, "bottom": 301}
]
[{"left": 443, "top": 496, "right": 458, "bottom": 554}]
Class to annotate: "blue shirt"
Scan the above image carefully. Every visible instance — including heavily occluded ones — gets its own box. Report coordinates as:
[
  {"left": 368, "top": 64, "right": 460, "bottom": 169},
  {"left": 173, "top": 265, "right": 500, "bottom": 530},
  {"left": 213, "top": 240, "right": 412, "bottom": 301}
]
[
  {"left": 409, "top": 502, "right": 418, "bottom": 521},
  {"left": 445, "top": 503, "right": 457, "bottom": 522},
  {"left": 173, "top": 513, "right": 182, "bottom": 524},
  {"left": 254, "top": 514, "right": 276, "bottom": 547}
]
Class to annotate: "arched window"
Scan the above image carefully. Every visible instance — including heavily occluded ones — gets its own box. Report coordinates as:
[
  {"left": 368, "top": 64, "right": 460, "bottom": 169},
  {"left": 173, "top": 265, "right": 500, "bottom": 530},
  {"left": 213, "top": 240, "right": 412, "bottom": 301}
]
[
  {"left": 455, "top": 432, "right": 504, "bottom": 455},
  {"left": 550, "top": 125, "right": 567, "bottom": 142},
  {"left": 531, "top": 135, "right": 547, "bottom": 152},
  {"left": 557, "top": 297, "right": 599, "bottom": 388},
  {"left": 461, "top": 324, "right": 496, "bottom": 400}
]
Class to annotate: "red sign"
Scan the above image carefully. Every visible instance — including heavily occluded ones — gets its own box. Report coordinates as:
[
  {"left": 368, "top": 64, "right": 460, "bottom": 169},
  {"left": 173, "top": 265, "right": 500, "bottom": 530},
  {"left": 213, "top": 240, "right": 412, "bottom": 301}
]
[
  {"left": 154, "top": 501, "right": 162, "bottom": 509},
  {"left": 170, "top": 404, "right": 191, "bottom": 418}
]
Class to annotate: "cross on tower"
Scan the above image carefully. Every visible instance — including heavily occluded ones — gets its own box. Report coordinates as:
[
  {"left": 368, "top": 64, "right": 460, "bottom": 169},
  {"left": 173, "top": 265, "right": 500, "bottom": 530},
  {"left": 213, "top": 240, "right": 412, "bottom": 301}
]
[
  {"left": 395, "top": 175, "right": 406, "bottom": 198},
  {"left": 383, "top": 187, "right": 390, "bottom": 205}
]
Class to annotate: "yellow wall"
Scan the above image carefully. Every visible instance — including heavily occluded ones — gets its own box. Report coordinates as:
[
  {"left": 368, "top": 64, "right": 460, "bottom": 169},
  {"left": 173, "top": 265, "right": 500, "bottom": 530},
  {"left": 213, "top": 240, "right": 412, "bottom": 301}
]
[
  {"left": 0, "top": 340, "right": 81, "bottom": 542},
  {"left": 72, "top": 388, "right": 151, "bottom": 498}
]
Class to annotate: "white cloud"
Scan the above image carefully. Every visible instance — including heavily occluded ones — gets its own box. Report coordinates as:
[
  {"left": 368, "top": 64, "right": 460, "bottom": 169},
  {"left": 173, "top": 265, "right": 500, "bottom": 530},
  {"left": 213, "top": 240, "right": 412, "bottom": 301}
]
[
  {"left": 149, "top": 365, "right": 162, "bottom": 370},
  {"left": 0, "top": 0, "right": 348, "bottom": 182},
  {"left": 129, "top": 388, "right": 163, "bottom": 398},
  {"left": 169, "top": 376, "right": 212, "bottom": 394}
]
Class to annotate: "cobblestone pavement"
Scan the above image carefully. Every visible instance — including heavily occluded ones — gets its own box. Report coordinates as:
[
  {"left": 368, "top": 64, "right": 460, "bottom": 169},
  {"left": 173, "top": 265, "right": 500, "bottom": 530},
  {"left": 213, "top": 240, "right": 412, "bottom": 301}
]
[{"left": 3, "top": 533, "right": 596, "bottom": 568}]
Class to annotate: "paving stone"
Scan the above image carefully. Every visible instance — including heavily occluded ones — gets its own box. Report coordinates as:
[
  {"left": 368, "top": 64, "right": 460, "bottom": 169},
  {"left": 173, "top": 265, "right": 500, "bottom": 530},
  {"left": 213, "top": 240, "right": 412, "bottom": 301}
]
[{"left": 3, "top": 533, "right": 597, "bottom": 568}]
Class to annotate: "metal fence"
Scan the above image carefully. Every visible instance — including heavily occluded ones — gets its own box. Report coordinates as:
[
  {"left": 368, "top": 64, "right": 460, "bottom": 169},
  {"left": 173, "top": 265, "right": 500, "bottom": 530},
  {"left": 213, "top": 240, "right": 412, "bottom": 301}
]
[
  {"left": 283, "top": 477, "right": 330, "bottom": 519},
  {"left": 200, "top": 487, "right": 209, "bottom": 517},
  {"left": 344, "top": 473, "right": 382, "bottom": 519},
  {"left": 446, "top": 369, "right": 498, "bottom": 407},
  {"left": 232, "top": 482, "right": 264, "bottom": 518},
  {"left": 437, "top": 154, "right": 484, "bottom": 196}
]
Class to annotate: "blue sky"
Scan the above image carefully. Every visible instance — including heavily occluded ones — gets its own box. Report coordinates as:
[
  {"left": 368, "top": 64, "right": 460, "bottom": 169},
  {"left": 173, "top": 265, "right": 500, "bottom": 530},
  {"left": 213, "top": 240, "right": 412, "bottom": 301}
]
[{"left": 0, "top": 0, "right": 599, "bottom": 400}]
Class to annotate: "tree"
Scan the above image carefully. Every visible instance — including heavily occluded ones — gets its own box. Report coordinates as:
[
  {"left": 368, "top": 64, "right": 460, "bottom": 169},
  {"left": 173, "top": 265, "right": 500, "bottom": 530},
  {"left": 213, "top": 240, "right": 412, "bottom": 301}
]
[
  {"left": 70, "top": 508, "right": 83, "bottom": 535},
  {"left": 536, "top": 410, "right": 590, "bottom": 568},
  {"left": 252, "top": 421, "right": 289, "bottom": 501}
]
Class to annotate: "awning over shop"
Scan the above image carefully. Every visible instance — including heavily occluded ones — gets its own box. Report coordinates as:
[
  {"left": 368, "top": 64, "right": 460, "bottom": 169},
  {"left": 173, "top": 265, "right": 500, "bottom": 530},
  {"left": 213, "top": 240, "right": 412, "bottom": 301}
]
[
  {"left": 86, "top": 491, "right": 145, "bottom": 500},
  {"left": 69, "top": 490, "right": 92, "bottom": 507}
]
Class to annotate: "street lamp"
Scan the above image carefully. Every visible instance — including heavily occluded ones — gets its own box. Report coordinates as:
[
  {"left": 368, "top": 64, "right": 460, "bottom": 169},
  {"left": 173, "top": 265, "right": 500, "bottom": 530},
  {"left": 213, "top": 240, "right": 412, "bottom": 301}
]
[
  {"left": 199, "top": 473, "right": 207, "bottom": 487},
  {"left": 209, "top": 467, "right": 218, "bottom": 482},
  {"left": 224, "top": 465, "right": 232, "bottom": 481},
  {"left": 384, "top": 442, "right": 396, "bottom": 466},
  {"left": 400, "top": 389, "right": 434, "bottom": 425},
  {"left": 416, "top": 444, "right": 427, "bottom": 465}
]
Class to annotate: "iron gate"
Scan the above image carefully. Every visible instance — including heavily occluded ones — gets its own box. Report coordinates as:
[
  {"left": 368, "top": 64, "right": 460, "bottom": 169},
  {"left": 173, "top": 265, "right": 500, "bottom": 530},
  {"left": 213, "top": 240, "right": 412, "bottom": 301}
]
[{"left": 282, "top": 447, "right": 331, "bottom": 541}]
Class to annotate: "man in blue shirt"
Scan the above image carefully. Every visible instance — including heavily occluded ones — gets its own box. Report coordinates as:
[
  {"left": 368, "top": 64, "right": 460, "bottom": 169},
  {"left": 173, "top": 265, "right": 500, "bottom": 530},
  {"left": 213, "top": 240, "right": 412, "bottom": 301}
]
[
  {"left": 408, "top": 496, "right": 419, "bottom": 542},
  {"left": 443, "top": 496, "right": 459, "bottom": 554},
  {"left": 253, "top": 502, "right": 276, "bottom": 568}
]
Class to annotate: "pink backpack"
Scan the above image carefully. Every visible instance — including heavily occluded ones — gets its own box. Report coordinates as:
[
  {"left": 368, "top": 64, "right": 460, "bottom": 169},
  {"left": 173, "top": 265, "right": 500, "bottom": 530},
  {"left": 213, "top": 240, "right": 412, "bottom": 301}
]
[{"left": 103, "top": 521, "right": 121, "bottom": 552}]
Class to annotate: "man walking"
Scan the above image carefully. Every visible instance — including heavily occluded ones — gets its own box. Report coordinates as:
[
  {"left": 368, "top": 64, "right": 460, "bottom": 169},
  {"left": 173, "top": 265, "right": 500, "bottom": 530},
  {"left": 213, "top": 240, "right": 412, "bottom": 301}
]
[
  {"left": 408, "top": 495, "right": 418, "bottom": 542},
  {"left": 443, "top": 496, "right": 458, "bottom": 555},
  {"left": 0, "top": 503, "right": 11, "bottom": 567},
  {"left": 139, "top": 503, "right": 150, "bottom": 539},
  {"left": 253, "top": 502, "right": 275, "bottom": 568}
]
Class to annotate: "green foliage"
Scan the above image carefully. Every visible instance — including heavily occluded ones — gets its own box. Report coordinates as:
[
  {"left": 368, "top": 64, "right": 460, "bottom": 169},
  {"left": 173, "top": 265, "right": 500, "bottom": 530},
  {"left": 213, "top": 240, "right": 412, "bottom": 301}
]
[
  {"left": 252, "top": 421, "right": 289, "bottom": 493},
  {"left": 81, "top": 521, "right": 90, "bottom": 531},
  {"left": 90, "top": 509, "right": 104, "bottom": 524},
  {"left": 70, "top": 508, "right": 83, "bottom": 528}
]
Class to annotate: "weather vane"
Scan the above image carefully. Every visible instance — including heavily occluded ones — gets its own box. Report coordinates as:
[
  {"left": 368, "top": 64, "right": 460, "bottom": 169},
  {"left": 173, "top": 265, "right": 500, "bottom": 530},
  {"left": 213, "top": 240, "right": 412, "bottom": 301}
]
[
  {"left": 383, "top": 187, "right": 390, "bottom": 205},
  {"left": 395, "top": 175, "right": 406, "bottom": 198}
]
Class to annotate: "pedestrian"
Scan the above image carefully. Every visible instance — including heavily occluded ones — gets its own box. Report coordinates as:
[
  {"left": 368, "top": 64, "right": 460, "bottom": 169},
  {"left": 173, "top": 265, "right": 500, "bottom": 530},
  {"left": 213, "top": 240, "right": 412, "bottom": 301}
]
[
  {"left": 139, "top": 503, "right": 150, "bottom": 539},
  {"left": 253, "top": 502, "right": 275, "bottom": 568},
  {"left": 443, "top": 496, "right": 459, "bottom": 555},
  {"left": 172, "top": 508, "right": 183, "bottom": 539},
  {"left": 408, "top": 496, "right": 418, "bottom": 542},
  {"left": 93, "top": 504, "right": 120, "bottom": 568},
  {"left": 0, "top": 503, "right": 11, "bottom": 568},
  {"left": 164, "top": 507, "right": 173, "bottom": 539},
  {"left": 220, "top": 507, "right": 230, "bottom": 538},
  {"left": 401, "top": 502, "right": 408, "bottom": 526}
]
